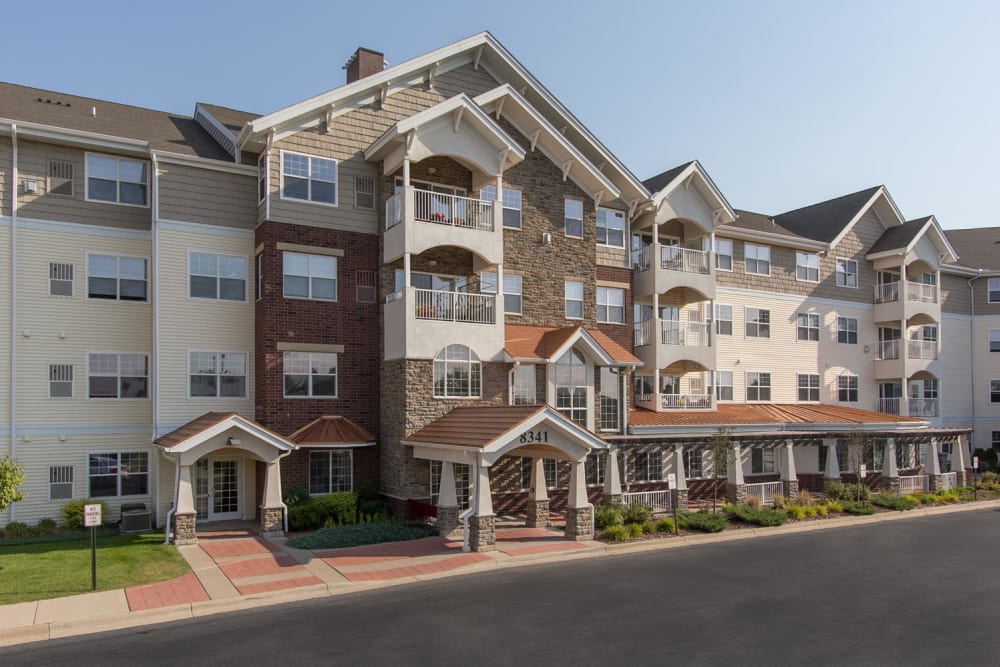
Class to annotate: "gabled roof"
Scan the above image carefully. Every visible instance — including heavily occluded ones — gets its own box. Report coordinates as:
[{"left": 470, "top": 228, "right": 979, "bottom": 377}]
[
  {"left": 944, "top": 228, "right": 1000, "bottom": 271},
  {"left": 504, "top": 324, "right": 640, "bottom": 366},
  {"left": 772, "top": 186, "right": 894, "bottom": 244},
  {"left": 287, "top": 416, "right": 376, "bottom": 448},
  {"left": 729, "top": 209, "right": 815, "bottom": 241},
  {"left": 154, "top": 412, "right": 295, "bottom": 453},
  {"left": 642, "top": 161, "right": 694, "bottom": 194},
  {"left": 196, "top": 103, "right": 259, "bottom": 134},
  {"left": 868, "top": 217, "right": 931, "bottom": 255},
  {"left": 642, "top": 160, "right": 736, "bottom": 225},
  {"left": 0, "top": 81, "right": 233, "bottom": 160},
  {"left": 629, "top": 403, "right": 924, "bottom": 429}
]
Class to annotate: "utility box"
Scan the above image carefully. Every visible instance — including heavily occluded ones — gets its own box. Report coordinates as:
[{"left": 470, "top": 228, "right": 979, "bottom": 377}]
[{"left": 120, "top": 502, "right": 152, "bottom": 534}]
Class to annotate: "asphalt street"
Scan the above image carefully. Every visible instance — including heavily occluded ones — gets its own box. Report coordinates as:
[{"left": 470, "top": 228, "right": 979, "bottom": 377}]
[{"left": 5, "top": 509, "right": 1000, "bottom": 666}]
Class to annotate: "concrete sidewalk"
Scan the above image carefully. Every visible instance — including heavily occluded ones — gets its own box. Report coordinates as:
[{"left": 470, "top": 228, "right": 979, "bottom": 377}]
[{"left": 2, "top": 499, "right": 998, "bottom": 648}]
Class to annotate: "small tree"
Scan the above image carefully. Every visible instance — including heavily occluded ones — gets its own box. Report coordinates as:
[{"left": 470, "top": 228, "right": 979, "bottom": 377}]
[
  {"left": 707, "top": 426, "right": 734, "bottom": 513},
  {"left": 846, "top": 429, "right": 875, "bottom": 503},
  {"left": 0, "top": 454, "right": 26, "bottom": 512}
]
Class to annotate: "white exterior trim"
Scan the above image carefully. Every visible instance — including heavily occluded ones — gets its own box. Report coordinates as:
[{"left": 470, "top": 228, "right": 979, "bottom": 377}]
[{"left": 17, "top": 216, "right": 151, "bottom": 240}]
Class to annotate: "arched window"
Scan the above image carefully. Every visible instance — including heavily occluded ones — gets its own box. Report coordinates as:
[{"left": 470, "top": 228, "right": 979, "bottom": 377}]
[
  {"left": 554, "top": 348, "right": 587, "bottom": 426},
  {"left": 433, "top": 345, "right": 481, "bottom": 398}
]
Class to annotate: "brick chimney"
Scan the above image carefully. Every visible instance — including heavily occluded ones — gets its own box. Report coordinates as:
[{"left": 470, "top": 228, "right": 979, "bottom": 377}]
[{"left": 344, "top": 47, "right": 385, "bottom": 84}]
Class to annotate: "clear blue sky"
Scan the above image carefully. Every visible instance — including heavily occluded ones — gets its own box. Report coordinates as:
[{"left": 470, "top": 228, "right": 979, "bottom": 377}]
[{"left": 7, "top": 0, "right": 998, "bottom": 229}]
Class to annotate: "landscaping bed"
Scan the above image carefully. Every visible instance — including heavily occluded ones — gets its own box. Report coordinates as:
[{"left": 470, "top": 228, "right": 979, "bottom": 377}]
[{"left": 286, "top": 522, "right": 438, "bottom": 551}]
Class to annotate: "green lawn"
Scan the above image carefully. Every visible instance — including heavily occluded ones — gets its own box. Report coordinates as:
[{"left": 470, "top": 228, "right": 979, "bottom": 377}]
[{"left": 0, "top": 533, "right": 190, "bottom": 605}]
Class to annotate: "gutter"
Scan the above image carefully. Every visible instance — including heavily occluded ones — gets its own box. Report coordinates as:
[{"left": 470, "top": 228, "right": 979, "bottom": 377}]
[
  {"left": 150, "top": 151, "right": 160, "bottom": 523},
  {"left": 9, "top": 124, "right": 17, "bottom": 523}
]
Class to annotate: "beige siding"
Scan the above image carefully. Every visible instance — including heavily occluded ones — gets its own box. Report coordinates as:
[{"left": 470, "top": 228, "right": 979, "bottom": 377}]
[
  {"left": 941, "top": 315, "right": 974, "bottom": 428},
  {"left": 941, "top": 272, "right": 972, "bottom": 315},
  {"left": 433, "top": 63, "right": 501, "bottom": 97},
  {"left": 0, "top": 135, "right": 11, "bottom": 217},
  {"left": 972, "top": 316, "right": 1000, "bottom": 447},
  {"left": 15, "top": 226, "right": 152, "bottom": 426},
  {"left": 156, "top": 226, "right": 255, "bottom": 428},
  {"left": 0, "top": 226, "right": 10, "bottom": 430},
  {"left": 15, "top": 140, "right": 151, "bottom": 230},
  {"left": 158, "top": 163, "right": 256, "bottom": 229},
  {"left": 973, "top": 275, "right": 1000, "bottom": 316}
]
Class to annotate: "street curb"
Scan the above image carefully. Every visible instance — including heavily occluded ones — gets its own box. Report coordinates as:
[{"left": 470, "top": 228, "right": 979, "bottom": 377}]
[{"left": 2, "top": 498, "right": 998, "bottom": 648}]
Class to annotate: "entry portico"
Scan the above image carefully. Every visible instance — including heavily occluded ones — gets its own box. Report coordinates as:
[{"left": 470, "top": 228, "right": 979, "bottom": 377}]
[
  {"left": 154, "top": 412, "right": 296, "bottom": 545},
  {"left": 403, "top": 405, "right": 608, "bottom": 551}
]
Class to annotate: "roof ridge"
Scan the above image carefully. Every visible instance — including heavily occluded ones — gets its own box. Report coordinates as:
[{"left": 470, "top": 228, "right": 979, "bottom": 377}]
[
  {"left": 773, "top": 185, "right": 882, "bottom": 219},
  {"left": 1, "top": 81, "right": 193, "bottom": 119}
]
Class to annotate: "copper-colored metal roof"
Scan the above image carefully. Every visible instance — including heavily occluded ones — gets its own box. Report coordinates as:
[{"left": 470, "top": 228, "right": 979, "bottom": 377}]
[
  {"left": 405, "top": 405, "right": 549, "bottom": 448},
  {"left": 287, "top": 416, "right": 376, "bottom": 446},
  {"left": 504, "top": 324, "right": 640, "bottom": 364},
  {"left": 154, "top": 412, "right": 293, "bottom": 449},
  {"left": 629, "top": 403, "right": 924, "bottom": 427}
]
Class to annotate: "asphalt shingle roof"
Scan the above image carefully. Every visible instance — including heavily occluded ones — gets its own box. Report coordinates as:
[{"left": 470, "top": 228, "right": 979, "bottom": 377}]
[
  {"left": 729, "top": 209, "right": 814, "bottom": 241},
  {"left": 771, "top": 186, "right": 882, "bottom": 243},
  {"left": 944, "top": 228, "right": 1000, "bottom": 271},
  {"left": 868, "top": 217, "right": 932, "bottom": 255},
  {"left": 641, "top": 161, "right": 695, "bottom": 194}
]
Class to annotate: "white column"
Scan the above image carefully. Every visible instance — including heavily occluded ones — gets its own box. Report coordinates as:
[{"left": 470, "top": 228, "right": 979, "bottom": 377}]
[
  {"left": 672, "top": 445, "right": 688, "bottom": 491},
  {"left": 780, "top": 440, "right": 797, "bottom": 482},
  {"left": 529, "top": 457, "right": 548, "bottom": 501},
  {"left": 951, "top": 436, "right": 969, "bottom": 471},
  {"left": 568, "top": 459, "right": 588, "bottom": 508},
  {"left": 924, "top": 438, "right": 941, "bottom": 475},
  {"left": 438, "top": 461, "right": 458, "bottom": 507},
  {"left": 262, "top": 460, "right": 283, "bottom": 507},
  {"left": 728, "top": 442, "right": 744, "bottom": 485},
  {"left": 473, "top": 462, "right": 494, "bottom": 516},
  {"left": 883, "top": 438, "right": 898, "bottom": 478},
  {"left": 176, "top": 464, "right": 196, "bottom": 514},
  {"left": 403, "top": 252, "right": 411, "bottom": 290},
  {"left": 824, "top": 438, "right": 841, "bottom": 479},
  {"left": 603, "top": 448, "right": 622, "bottom": 498},
  {"left": 402, "top": 157, "right": 411, "bottom": 187}
]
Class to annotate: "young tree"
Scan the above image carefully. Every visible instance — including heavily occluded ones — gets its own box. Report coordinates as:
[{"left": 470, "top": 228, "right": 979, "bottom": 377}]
[
  {"left": 707, "top": 426, "right": 734, "bottom": 513},
  {"left": 846, "top": 429, "right": 875, "bottom": 503},
  {"left": 0, "top": 454, "right": 26, "bottom": 512}
]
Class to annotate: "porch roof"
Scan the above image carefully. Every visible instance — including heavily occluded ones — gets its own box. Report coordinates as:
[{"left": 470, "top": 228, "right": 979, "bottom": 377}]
[
  {"left": 287, "top": 416, "right": 376, "bottom": 448},
  {"left": 504, "top": 324, "right": 641, "bottom": 366},
  {"left": 154, "top": 412, "right": 295, "bottom": 453},
  {"left": 629, "top": 403, "right": 924, "bottom": 431}
]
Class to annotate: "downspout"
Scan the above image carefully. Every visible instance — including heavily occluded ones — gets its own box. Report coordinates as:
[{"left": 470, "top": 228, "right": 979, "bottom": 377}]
[
  {"left": 150, "top": 151, "right": 160, "bottom": 523},
  {"left": 9, "top": 124, "right": 17, "bottom": 523},
  {"left": 276, "top": 449, "right": 293, "bottom": 533},
  {"left": 162, "top": 451, "right": 179, "bottom": 545},
  {"left": 968, "top": 271, "right": 981, "bottom": 448},
  {"left": 460, "top": 459, "right": 478, "bottom": 552}
]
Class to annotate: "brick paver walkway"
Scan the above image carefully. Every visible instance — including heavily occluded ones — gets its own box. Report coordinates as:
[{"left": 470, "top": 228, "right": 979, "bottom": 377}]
[{"left": 125, "top": 573, "right": 209, "bottom": 611}]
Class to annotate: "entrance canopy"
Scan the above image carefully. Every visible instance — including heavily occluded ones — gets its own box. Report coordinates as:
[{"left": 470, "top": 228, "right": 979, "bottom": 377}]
[
  {"left": 403, "top": 404, "right": 607, "bottom": 466},
  {"left": 154, "top": 412, "right": 296, "bottom": 466}
]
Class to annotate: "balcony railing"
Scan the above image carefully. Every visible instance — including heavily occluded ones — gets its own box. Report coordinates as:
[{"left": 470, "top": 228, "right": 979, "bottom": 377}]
[
  {"left": 745, "top": 481, "right": 784, "bottom": 506},
  {"left": 874, "top": 398, "right": 901, "bottom": 415},
  {"left": 660, "top": 393, "right": 712, "bottom": 410},
  {"left": 621, "top": 490, "right": 672, "bottom": 514},
  {"left": 874, "top": 281, "right": 900, "bottom": 304},
  {"left": 907, "top": 340, "right": 938, "bottom": 360},
  {"left": 384, "top": 189, "right": 495, "bottom": 232},
  {"left": 906, "top": 280, "right": 937, "bottom": 304},
  {"left": 661, "top": 320, "right": 711, "bottom": 347},
  {"left": 876, "top": 340, "right": 901, "bottom": 360},
  {"left": 939, "top": 471, "right": 958, "bottom": 490},
  {"left": 908, "top": 398, "right": 938, "bottom": 418},
  {"left": 632, "top": 246, "right": 650, "bottom": 271},
  {"left": 660, "top": 246, "right": 710, "bottom": 274},
  {"left": 634, "top": 320, "right": 653, "bottom": 347},
  {"left": 899, "top": 475, "right": 929, "bottom": 494},
  {"left": 413, "top": 289, "right": 495, "bottom": 324}
]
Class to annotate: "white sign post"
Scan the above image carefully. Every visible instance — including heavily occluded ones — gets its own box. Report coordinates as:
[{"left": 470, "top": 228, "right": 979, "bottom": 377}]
[
  {"left": 667, "top": 473, "right": 677, "bottom": 490},
  {"left": 84, "top": 504, "right": 102, "bottom": 591}
]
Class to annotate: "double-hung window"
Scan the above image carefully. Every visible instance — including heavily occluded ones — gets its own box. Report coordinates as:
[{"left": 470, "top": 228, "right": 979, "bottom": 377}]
[
  {"left": 746, "top": 372, "right": 771, "bottom": 401},
  {"left": 836, "top": 258, "right": 858, "bottom": 288},
  {"left": 309, "top": 450, "right": 353, "bottom": 494},
  {"left": 990, "top": 279, "right": 1000, "bottom": 303},
  {"left": 751, "top": 448, "right": 776, "bottom": 474},
  {"left": 837, "top": 317, "right": 858, "bottom": 344},
  {"left": 189, "top": 252, "right": 247, "bottom": 301},
  {"left": 86, "top": 154, "right": 148, "bottom": 206},
  {"left": 599, "top": 367, "right": 620, "bottom": 431},
  {"left": 189, "top": 352, "right": 247, "bottom": 398},
  {"left": 87, "top": 255, "right": 147, "bottom": 301},
  {"left": 714, "top": 370, "right": 734, "bottom": 401},
  {"left": 745, "top": 307, "right": 770, "bottom": 338},
  {"left": 283, "top": 352, "right": 337, "bottom": 398},
  {"left": 596, "top": 287, "right": 625, "bottom": 323},
  {"left": 715, "top": 304, "right": 733, "bottom": 336},
  {"left": 715, "top": 239, "right": 733, "bottom": 271},
  {"left": 512, "top": 364, "right": 536, "bottom": 405},
  {"left": 433, "top": 345, "right": 481, "bottom": 398},
  {"left": 838, "top": 375, "right": 859, "bottom": 402},
  {"left": 564, "top": 199, "right": 583, "bottom": 238},
  {"left": 283, "top": 252, "right": 337, "bottom": 300},
  {"left": 633, "top": 451, "right": 662, "bottom": 482},
  {"left": 990, "top": 329, "right": 1000, "bottom": 353},
  {"left": 796, "top": 252, "right": 819, "bottom": 282},
  {"left": 480, "top": 271, "right": 523, "bottom": 314},
  {"left": 281, "top": 151, "right": 337, "bottom": 205},
  {"left": 798, "top": 373, "right": 820, "bottom": 401},
  {"left": 480, "top": 185, "right": 522, "bottom": 229},
  {"left": 991, "top": 380, "right": 1000, "bottom": 404},
  {"left": 585, "top": 452, "right": 606, "bottom": 486},
  {"left": 565, "top": 281, "right": 584, "bottom": 319},
  {"left": 797, "top": 313, "right": 820, "bottom": 341},
  {"left": 744, "top": 243, "right": 770, "bottom": 275},
  {"left": 87, "top": 353, "right": 148, "bottom": 399},
  {"left": 89, "top": 452, "right": 148, "bottom": 497},
  {"left": 685, "top": 450, "right": 704, "bottom": 478},
  {"left": 596, "top": 208, "right": 626, "bottom": 247}
]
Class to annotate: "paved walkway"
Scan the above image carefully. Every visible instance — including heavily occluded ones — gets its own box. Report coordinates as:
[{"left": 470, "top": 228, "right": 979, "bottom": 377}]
[{"left": 2, "top": 501, "right": 997, "bottom": 648}]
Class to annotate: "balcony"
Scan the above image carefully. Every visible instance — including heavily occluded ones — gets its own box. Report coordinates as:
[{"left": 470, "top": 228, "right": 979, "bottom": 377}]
[
  {"left": 908, "top": 398, "right": 938, "bottom": 418},
  {"left": 383, "top": 286, "right": 503, "bottom": 360},
  {"left": 907, "top": 340, "right": 938, "bottom": 360},
  {"left": 632, "top": 243, "right": 715, "bottom": 300},
  {"left": 874, "top": 398, "right": 901, "bottom": 415},
  {"left": 383, "top": 187, "right": 502, "bottom": 265},
  {"left": 873, "top": 280, "right": 940, "bottom": 323},
  {"left": 873, "top": 339, "right": 904, "bottom": 380},
  {"left": 660, "top": 393, "right": 713, "bottom": 410},
  {"left": 633, "top": 319, "right": 714, "bottom": 371}
]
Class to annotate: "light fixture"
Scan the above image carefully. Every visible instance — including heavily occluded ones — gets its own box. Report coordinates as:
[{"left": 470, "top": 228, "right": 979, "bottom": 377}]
[
  {"left": 427, "top": 167, "right": 437, "bottom": 174},
  {"left": 227, "top": 437, "right": 241, "bottom": 447}
]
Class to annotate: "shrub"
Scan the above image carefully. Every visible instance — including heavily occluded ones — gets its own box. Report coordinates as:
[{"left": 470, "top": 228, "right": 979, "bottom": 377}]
[
  {"left": 825, "top": 482, "right": 869, "bottom": 503},
  {"left": 786, "top": 504, "right": 807, "bottom": 520},
  {"left": 601, "top": 525, "right": 630, "bottom": 542},
  {"left": 61, "top": 499, "right": 108, "bottom": 530},
  {"left": 745, "top": 495, "right": 761, "bottom": 509},
  {"left": 772, "top": 495, "right": 786, "bottom": 510},
  {"left": 679, "top": 510, "right": 727, "bottom": 533},
  {"left": 627, "top": 522, "right": 645, "bottom": 538},
  {"left": 282, "top": 485, "right": 311, "bottom": 508},
  {"left": 655, "top": 517, "right": 676, "bottom": 534},
  {"left": 640, "top": 520, "right": 656, "bottom": 535},
  {"left": 623, "top": 504, "right": 653, "bottom": 525},
  {"left": 36, "top": 518, "right": 58, "bottom": 535},
  {"left": 727, "top": 503, "right": 788, "bottom": 527},
  {"left": 286, "top": 522, "right": 437, "bottom": 550},
  {"left": 594, "top": 504, "right": 624, "bottom": 529},
  {"left": 979, "top": 471, "right": 1000, "bottom": 489},
  {"left": 872, "top": 493, "right": 918, "bottom": 511},
  {"left": 288, "top": 492, "right": 358, "bottom": 532},
  {"left": 815, "top": 503, "right": 829, "bottom": 517},
  {"left": 936, "top": 489, "right": 959, "bottom": 503},
  {"left": 842, "top": 501, "right": 876, "bottom": 515},
  {"left": 3, "top": 521, "right": 33, "bottom": 539},
  {"left": 826, "top": 500, "right": 844, "bottom": 513},
  {"left": 912, "top": 491, "right": 939, "bottom": 505},
  {"left": 795, "top": 490, "right": 814, "bottom": 506}
]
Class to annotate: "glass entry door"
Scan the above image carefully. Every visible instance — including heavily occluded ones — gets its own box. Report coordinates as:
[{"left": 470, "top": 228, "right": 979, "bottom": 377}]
[{"left": 194, "top": 458, "right": 241, "bottom": 522}]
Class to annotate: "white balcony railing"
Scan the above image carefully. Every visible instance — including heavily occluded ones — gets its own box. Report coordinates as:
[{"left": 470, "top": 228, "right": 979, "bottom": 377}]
[
  {"left": 632, "top": 245, "right": 650, "bottom": 271},
  {"left": 745, "top": 481, "right": 784, "bottom": 506},
  {"left": 876, "top": 340, "right": 901, "bottom": 360},
  {"left": 874, "top": 281, "right": 900, "bottom": 304},
  {"left": 899, "top": 475, "right": 929, "bottom": 495},
  {"left": 907, "top": 340, "right": 938, "bottom": 360},
  {"left": 908, "top": 398, "right": 938, "bottom": 418},
  {"left": 384, "top": 189, "right": 495, "bottom": 232},
  {"left": 906, "top": 280, "right": 938, "bottom": 304},
  {"left": 634, "top": 320, "right": 653, "bottom": 347},
  {"left": 385, "top": 192, "right": 402, "bottom": 230},
  {"left": 413, "top": 289, "right": 495, "bottom": 324},
  {"left": 621, "top": 490, "right": 672, "bottom": 514},
  {"left": 660, "top": 320, "right": 711, "bottom": 347},
  {"left": 660, "top": 393, "right": 712, "bottom": 410},
  {"left": 660, "top": 246, "right": 710, "bottom": 274},
  {"left": 874, "top": 398, "right": 901, "bottom": 415}
]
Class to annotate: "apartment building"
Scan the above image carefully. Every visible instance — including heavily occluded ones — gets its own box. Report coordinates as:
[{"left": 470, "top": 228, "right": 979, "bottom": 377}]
[{"left": 0, "top": 32, "right": 993, "bottom": 551}]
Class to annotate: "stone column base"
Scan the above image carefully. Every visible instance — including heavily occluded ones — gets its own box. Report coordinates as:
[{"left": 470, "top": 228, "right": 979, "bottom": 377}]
[
  {"left": 260, "top": 506, "right": 284, "bottom": 537},
  {"left": 930, "top": 474, "right": 946, "bottom": 491},
  {"left": 883, "top": 477, "right": 901, "bottom": 494},
  {"left": 526, "top": 499, "right": 550, "bottom": 528},
  {"left": 674, "top": 490, "right": 689, "bottom": 512},
  {"left": 173, "top": 512, "right": 197, "bottom": 545},
  {"left": 783, "top": 480, "right": 800, "bottom": 499},
  {"left": 725, "top": 483, "right": 746, "bottom": 504},
  {"left": 956, "top": 471, "right": 969, "bottom": 488},
  {"left": 469, "top": 515, "right": 496, "bottom": 552},
  {"left": 437, "top": 505, "right": 460, "bottom": 537},
  {"left": 565, "top": 505, "right": 593, "bottom": 541},
  {"left": 602, "top": 493, "right": 623, "bottom": 506}
]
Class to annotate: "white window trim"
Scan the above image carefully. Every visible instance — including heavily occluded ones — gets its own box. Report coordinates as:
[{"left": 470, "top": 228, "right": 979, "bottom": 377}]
[
  {"left": 744, "top": 242, "right": 771, "bottom": 276},
  {"left": 745, "top": 371, "right": 772, "bottom": 402},
  {"left": 837, "top": 316, "right": 859, "bottom": 345},
  {"left": 564, "top": 197, "right": 584, "bottom": 239},
  {"left": 433, "top": 345, "right": 482, "bottom": 399},
  {"left": 596, "top": 286, "right": 626, "bottom": 325},
  {"left": 187, "top": 250, "right": 250, "bottom": 303},
  {"left": 715, "top": 304, "right": 733, "bottom": 336},
  {"left": 85, "top": 351, "right": 150, "bottom": 400},
  {"left": 837, "top": 374, "right": 860, "bottom": 403},
  {"left": 85, "top": 450, "right": 151, "bottom": 499},
  {"left": 797, "top": 373, "right": 821, "bottom": 403},
  {"left": 282, "top": 251, "right": 338, "bottom": 302},
  {"left": 989, "top": 329, "right": 1000, "bottom": 352},
  {"left": 744, "top": 307, "right": 770, "bottom": 339},
  {"left": 84, "top": 152, "right": 150, "bottom": 208},
  {"left": 596, "top": 207, "right": 626, "bottom": 249},
  {"left": 714, "top": 370, "right": 734, "bottom": 402},
  {"left": 836, "top": 257, "right": 859, "bottom": 289},
  {"left": 85, "top": 252, "right": 150, "bottom": 303},
  {"left": 795, "top": 251, "right": 820, "bottom": 283},
  {"left": 308, "top": 449, "right": 354, "bottom": 495},
  {"left": 715, "top": 239, "right": 734, "bottom": 272},
  {"left": 565, "top": 280, "right": 584, "bottom": 320},
  {"left": 279, "top": 149, "right": 339, "bottom": 208},
  {"left": 989, "top": 279, "right": 1000, "bottom": 304},
  {"left": 796, "top": 312, "right": 820, "bottom": 342},
  {"left": 282, "top": 351, "right": 338, "bottom": 399},
  {"left": 255, "top": 253, "right": 264, "bottom": 302},
  {"left": 186, "top": 350, "right": 249, "bottom": 399},
  {"left": 481, "top": 185, "right": 523, "bottom": 230},
  {"left": 480, "top": 271, "right": 523, "bottom": 315},
  {"left": 990, "top": 379, "right": 1000, "bottom": 404},
  {"left": 257, "top": 152, "right": 267, "bottom": 205}
]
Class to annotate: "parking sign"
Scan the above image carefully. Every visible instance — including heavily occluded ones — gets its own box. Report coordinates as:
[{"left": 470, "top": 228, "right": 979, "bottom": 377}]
[{"left": 84, "top": 504, "right": 102, "bottom": 527}]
